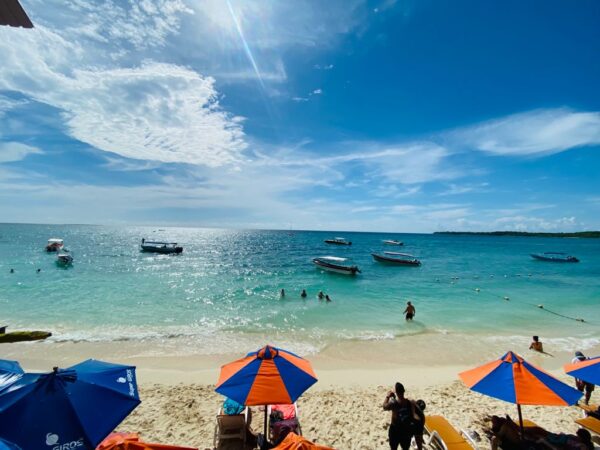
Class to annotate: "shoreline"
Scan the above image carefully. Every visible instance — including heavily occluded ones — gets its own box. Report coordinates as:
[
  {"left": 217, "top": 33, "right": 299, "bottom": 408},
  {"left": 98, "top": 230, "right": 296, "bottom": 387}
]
[{"left": 5, "top": 334, "right": 600, "bottom": 386}]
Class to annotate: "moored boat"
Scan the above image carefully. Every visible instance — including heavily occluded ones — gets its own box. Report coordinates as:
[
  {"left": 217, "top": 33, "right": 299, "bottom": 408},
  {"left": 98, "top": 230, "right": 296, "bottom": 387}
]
[
  {"left": 382, "top": 240, "right": 403, "bottom": 246},
  {"left": 324, "top": 237, "right": 352, "bottom": 245},
  {"left": 312, "top": 256, "right": 361, "bottom": 275},
  {"left": 140, "top": 239, "right": 183, "bottom": 254},
  {"left": 45, "top": 238, "right": 64, "bottom": 252},
  {"left": 530, "top": 252, "right": 579, "bottom": 263},
  {"left": 372, "top": 252, "right": 421, "bottom": 266},
  {"left": 56, "top": 252, "right": 73, "bottom": 266}
]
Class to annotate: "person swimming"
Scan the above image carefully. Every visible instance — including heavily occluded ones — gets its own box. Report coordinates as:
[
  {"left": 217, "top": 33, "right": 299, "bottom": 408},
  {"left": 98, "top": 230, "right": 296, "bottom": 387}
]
[
  {"left": 318, "top": 291, "right": 324, "bottom": 300},
  {"left": 280, "top": 288, "right": 285, "bottom": 298},
  {"left": 325, "top": 294, "right": 331, "bottom": 302},
  {"left": 300, "top": 289, "right": 307, "bottom": 298}
]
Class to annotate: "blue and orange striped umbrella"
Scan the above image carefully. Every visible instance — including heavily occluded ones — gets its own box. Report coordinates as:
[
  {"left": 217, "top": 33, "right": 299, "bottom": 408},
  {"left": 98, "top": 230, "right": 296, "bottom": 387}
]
[
  {"left": 216, "top": 344, "right": 317, "bottom": 406},
  {"left": 564, "top": 356, "right": 600, "bottom": 385},
  {"left": 459, "top": 351, "right": 581, "bottom": 434}
]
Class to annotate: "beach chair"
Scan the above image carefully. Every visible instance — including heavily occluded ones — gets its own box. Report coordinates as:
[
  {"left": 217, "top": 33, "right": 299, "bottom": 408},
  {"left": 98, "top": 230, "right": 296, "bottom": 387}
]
[
  {"left": 267, "top": 403, "right": 302, "bottom": 443},
  {"left": 213, "top": 406, "right": 249, "bottom": 450},
  {"left": 423, "top": 415, "right": 479, "bottom": 450},
  {"left": 575, "top": 416, "right": 600, "bottom": 437}
]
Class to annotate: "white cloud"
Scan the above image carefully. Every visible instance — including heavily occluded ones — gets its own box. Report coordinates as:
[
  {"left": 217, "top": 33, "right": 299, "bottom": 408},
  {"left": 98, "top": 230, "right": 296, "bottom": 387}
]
[
  {"left": 0, "top": 96, "right": 27, "bottom": 118},
  {"left": 0, "top": 142, "right": 43, "bottom": 163},
  {"left": 0, "top": 21, "right": 246, "bottom": 166},
  {"left": 454, "top": 108, "right": 600, "bottom": 156},
  {"left": 311, "top": 89, "right": 323, "bottom": 95}
]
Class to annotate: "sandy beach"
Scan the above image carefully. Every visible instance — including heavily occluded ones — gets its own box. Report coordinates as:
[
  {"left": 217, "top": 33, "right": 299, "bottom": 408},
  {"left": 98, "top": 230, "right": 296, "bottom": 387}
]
[{"left": 3, "top": 338, "right": 598, "bottom": 449}]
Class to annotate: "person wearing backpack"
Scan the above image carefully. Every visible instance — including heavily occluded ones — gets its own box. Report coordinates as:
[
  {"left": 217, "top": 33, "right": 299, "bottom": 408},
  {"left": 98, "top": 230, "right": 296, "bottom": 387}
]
[{"left": 383, "top": 382, "right": 425, "bottom": 450}]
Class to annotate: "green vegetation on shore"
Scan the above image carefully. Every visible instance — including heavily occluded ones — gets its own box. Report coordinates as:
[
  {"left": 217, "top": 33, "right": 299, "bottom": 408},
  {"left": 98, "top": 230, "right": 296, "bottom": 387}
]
[{"left": 434, "top": 231, "right": 600, "bottom": 238}]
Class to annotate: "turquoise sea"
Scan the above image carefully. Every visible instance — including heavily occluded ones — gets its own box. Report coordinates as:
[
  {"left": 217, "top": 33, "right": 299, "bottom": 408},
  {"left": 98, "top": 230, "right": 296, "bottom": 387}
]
[{"left": 1, "top": 224, "right": 599, "bottom": 356}]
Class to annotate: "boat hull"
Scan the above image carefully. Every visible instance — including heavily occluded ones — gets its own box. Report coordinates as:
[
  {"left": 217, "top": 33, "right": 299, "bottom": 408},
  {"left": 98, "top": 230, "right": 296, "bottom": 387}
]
[
  {"left": 312, "top": 259, "right": 359, "bottom": 275},
  {"left": 383, "top": 240, "right": 403, "bottom": 246},
  {"left": 141, "top": 245, "right": 183, "bottom": 254},
  {"left": 530, "top": 254, "right": 578, "bottom": 263},
  {"left": 324, "top": 240, "right": 352, "bottom": 245},
  {"left": 372, "top": 253, "right": 421, "bottom": 266}
]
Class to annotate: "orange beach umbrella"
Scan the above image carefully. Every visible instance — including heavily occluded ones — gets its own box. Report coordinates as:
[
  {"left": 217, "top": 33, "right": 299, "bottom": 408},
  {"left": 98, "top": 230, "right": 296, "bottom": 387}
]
[
  {"left": 96, "top": 433, "right": 198, "bottom": 450},
  {"left": 459, "top": 351, "right": 581, "bottom": 435}
]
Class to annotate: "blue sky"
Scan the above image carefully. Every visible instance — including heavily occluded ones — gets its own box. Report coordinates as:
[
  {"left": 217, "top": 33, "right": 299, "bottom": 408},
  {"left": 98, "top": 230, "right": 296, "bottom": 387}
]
[{"left": 0, "top": 0, "right": 599, "bottom": 232}]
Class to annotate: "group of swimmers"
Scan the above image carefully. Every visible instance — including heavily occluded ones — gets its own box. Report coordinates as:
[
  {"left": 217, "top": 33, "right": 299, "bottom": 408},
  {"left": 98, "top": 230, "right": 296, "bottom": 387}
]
[{"left": 279, "top": 289, "right": 331, "bottom": 302}]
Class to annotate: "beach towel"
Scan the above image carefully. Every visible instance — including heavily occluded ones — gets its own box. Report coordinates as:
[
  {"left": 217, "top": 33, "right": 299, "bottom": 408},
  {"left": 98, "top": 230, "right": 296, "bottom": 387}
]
[
  {"left": 272, "top": 432, "right": 334, "bottom": 450},
  {"left": 272, "top": 404, "right": 296, "bottom": 420},
  {"left": 223, "top": 397, "right": 245, "bottom": 415}
]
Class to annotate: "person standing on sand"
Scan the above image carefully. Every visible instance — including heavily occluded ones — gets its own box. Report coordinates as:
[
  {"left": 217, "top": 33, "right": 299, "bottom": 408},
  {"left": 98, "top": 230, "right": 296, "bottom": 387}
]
[
  {"left": 572, "top": 351, "right": 595, "bottom": 405},
  {"left": 403, "top": 301, "right": 415, "bottom": 321},
  {"left": 383, "top": 382, "right": 424, "bottom": 450},
  {"left": 529, "top": 336, "right": 544, "bottom": 352}
]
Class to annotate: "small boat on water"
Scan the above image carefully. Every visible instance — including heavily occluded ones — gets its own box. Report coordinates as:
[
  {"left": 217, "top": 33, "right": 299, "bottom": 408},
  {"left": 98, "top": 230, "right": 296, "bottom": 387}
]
[
  {"left": 140, "top": 239, "right": 183, "bottom": 254},
  {"left": 45, "top": 238, "right": 64, "bottom": 252},
  {"left": 312, "top": 256, "right": 361, "bottom": 275},
  {"left": 372, "top": 252, "right": 421, "bottom": 266},
  {"left": 56, "top": 252, "right": 73, "bottom": 266},
  {"left": 324, "top": 237, "right": 352, "bottom": 246},
  {"left": 382, "top": 240, "right": 403, "bottom": 246},
  {"left": 531, "top": 252, "right": 579, "bottom": 263}
]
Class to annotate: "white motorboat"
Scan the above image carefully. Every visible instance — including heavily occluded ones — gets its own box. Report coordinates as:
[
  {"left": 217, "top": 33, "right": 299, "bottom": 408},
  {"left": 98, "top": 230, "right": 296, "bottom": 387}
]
[
  {"left": 45, "top": 238, "right": 64, "bottom": 252},
  {"left": 382, "top": 240, "right": 403, "bottom": 246},
  {"left": 312, "top": 256, "right": 360, "bottom": 275},
  {"left": 56, "top": 252, "right": 73, "bottom": 266},
  {"left": 324, "top": 237, "right": 352, "bottom": 246}
]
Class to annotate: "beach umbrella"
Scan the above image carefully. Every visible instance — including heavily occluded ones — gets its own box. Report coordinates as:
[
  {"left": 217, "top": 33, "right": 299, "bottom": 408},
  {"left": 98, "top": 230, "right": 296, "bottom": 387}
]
[
  {"left": 0, "top": 359, "right": 141, "bottom": 450},
  {"left": 0, "top": 359, "right": 23, "bottom": 391},
  {"left": 0, "top": 438, "right": 21, "bottom": 450},
  {"left": 97, "top": 432, "right": 198, "bottom": 450},
  {"left": 564, "top": 356, "right": 600, "bottom": 385},
  {"left": 216, "top": 345, "right": 317, "bottom": 438},
  {"left": 459, "top": 351, "right": 581, "bottom": 435}
]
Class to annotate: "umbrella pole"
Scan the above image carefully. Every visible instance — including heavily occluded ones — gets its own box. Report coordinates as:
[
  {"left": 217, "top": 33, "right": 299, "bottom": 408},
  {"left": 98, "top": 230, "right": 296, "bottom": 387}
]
[
  {"left": 517, "top": 404, "right": 524, "bottom": 439},
  {"left": 264, "top": 406, "right": 268, "bottom": 445}
]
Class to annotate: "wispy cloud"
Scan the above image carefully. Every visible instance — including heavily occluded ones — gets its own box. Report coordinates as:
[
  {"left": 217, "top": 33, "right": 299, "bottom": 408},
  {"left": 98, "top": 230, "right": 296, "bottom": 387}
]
[
  {"left": 0, "top": 142, "right": 43, "bottom": 163},
  {"left": 453, "top": 108, "right": 600, "bottom": 156}
]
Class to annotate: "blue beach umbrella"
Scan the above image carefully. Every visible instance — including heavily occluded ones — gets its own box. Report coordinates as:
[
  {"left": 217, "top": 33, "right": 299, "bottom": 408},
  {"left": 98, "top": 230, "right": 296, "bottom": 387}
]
[
  {"left": 0, "top": 360, "right": 23, "bottom": 391},
  {"left": 0, "top": 438, "right": 21, "bottom": 450},
  {"left": 0, "top": 359, "right": 141, "bottom": 450},
  {"left": 564, "top": 356, "right": 600, "bottom": 385}
]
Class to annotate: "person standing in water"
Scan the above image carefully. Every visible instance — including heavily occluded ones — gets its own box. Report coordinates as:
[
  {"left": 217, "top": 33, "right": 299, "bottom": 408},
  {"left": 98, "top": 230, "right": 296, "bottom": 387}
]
[
  {"left": 325, "top": 294, "right": 331, "bottom": 302},
  {"left": 300, "top": 289, "right": 307, "bottom": 298},
  {"left": 403, "top": 301, "right": 415, "bottom": 321},
  {"left": 280, "top": 289, "right": 285, "bottom": 298},
  {"left": 318, "top": 291, "right": 324, "bottom": 300}
]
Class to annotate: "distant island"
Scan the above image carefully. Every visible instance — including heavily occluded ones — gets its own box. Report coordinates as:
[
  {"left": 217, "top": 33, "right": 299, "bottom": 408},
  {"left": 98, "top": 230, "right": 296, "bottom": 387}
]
[{"left": 434, "top": 231, "right": 600, "bottom": 238}]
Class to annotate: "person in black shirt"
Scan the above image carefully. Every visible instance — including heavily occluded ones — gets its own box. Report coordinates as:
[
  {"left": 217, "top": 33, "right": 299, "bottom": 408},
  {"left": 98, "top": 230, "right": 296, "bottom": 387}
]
[{"left": 383, "top": 382, "right": 425, "bottom": 450}]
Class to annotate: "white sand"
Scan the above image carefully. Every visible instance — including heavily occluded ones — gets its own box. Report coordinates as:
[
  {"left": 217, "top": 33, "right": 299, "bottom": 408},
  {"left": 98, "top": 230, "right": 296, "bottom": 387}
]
[{"left": 3, "top": 339, "right": 598, "bottom": 449}]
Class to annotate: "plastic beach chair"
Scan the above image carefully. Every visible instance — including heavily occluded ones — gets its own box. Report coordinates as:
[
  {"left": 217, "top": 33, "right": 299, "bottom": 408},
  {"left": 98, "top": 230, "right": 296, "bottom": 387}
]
[
  {"left": 424, "top": 415, "right": 479, "bottom": 450},
  {"left": 575, "top": 416, "right": 600, "bottom": 436},
  {"left": 213, "top": 406, "right": 249, "bottom": 450},
  {"left": 267, "top": 403, "right": 302, "bottom": 444}
]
